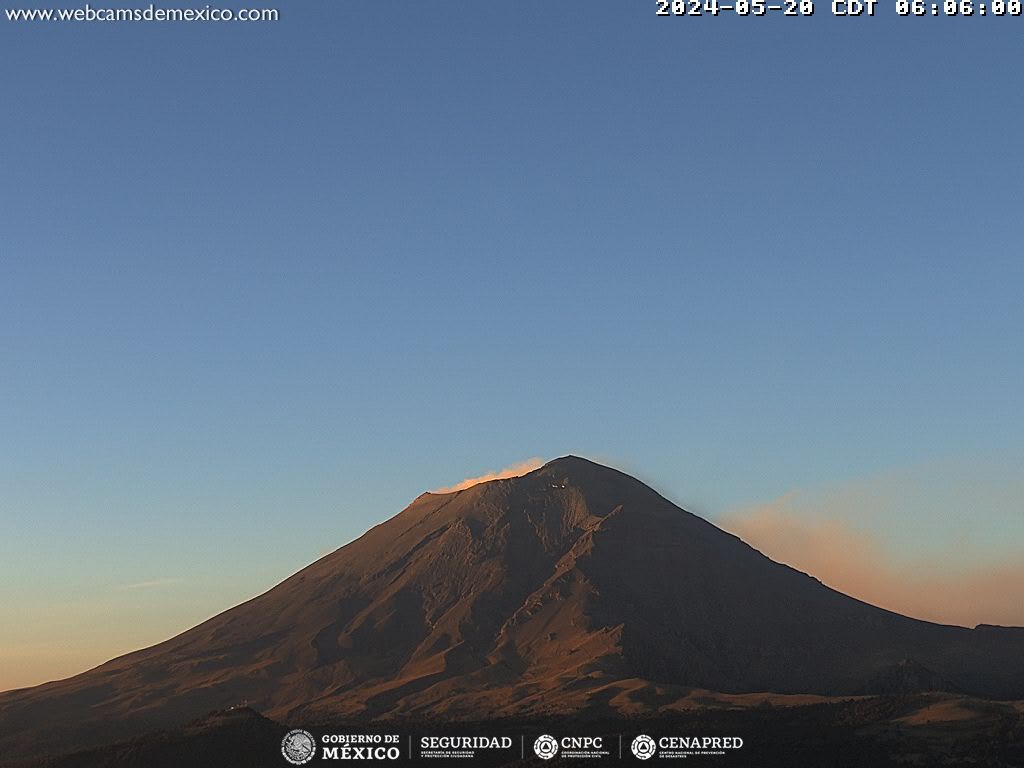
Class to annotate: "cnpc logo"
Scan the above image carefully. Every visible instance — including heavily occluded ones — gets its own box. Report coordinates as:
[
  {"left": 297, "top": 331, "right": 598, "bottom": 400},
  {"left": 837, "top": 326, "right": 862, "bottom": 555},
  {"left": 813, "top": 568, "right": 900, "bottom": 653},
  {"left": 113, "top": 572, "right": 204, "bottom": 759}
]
[
  {"left": 533, "top": 735, "right": 559, "bottom": 760},
  {"left": 533, "top": 734, "right": 604, "bottom": 760}
]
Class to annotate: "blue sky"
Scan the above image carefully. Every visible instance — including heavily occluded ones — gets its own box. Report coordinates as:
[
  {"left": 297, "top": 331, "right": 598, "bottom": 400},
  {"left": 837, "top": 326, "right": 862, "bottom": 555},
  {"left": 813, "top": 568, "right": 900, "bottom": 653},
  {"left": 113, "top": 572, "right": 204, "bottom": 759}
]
[{"left": 2, "top": 1, "right": 1023, "bottom": 689}]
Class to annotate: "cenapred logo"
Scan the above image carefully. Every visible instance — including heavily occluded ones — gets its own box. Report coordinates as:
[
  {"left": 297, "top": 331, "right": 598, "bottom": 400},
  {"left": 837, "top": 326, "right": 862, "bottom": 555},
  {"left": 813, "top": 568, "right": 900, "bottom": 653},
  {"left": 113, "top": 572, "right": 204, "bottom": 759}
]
[
  {"left": 632, "top": 735, "right": 744, "bottom": 759},
  {"left": 534, "top": 734, "right": 559, "bottom": 760},
  {"left": 281, "top": 729, "right": 316, "bottom": 765},
  {"left": 631, "top": 734, "right": 657, "bottom": 760}
]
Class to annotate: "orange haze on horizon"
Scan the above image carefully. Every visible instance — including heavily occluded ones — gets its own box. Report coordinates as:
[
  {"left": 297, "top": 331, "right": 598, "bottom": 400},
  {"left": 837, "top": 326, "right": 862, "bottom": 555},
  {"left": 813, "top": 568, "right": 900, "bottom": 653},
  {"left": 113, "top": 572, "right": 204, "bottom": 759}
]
[{"left": 721, "top": 501, "right": 1024, "bottom": 629}]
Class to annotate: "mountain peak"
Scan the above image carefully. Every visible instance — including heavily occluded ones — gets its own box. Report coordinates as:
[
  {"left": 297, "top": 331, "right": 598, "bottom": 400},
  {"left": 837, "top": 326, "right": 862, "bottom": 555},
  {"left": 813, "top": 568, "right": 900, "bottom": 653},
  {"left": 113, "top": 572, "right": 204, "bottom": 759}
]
[
  {"left": 541, "top": 454, "right": 596, "bottom": 468},
  {"left": 427, "top": 455, "right": 630, "bottom": 497},
  {"left": 534, "top": 455, "right": 642, "bottom": 486}
]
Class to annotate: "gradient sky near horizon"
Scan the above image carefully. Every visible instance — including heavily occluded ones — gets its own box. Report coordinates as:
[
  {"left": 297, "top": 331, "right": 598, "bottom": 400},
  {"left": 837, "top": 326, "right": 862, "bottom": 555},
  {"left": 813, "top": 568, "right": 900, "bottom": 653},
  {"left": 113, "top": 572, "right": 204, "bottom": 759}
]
[{"left": 3, "top": 1, "right": 1024, "bottom": 691}]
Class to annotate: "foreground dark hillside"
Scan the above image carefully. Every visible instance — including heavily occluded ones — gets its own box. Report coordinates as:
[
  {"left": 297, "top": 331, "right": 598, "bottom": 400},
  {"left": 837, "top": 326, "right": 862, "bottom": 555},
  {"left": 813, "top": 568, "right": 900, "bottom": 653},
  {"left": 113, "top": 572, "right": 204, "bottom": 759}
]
[{"left": 8, "top": 695, "right": 1024, "bottom": 768}]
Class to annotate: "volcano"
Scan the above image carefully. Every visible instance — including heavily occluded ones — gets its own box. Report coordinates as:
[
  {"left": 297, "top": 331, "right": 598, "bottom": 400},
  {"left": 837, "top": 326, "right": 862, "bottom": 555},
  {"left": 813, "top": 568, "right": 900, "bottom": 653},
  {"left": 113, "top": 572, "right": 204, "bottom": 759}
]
[{"left": 2, "top": 456, "right": 1022, "bottom": 760}]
